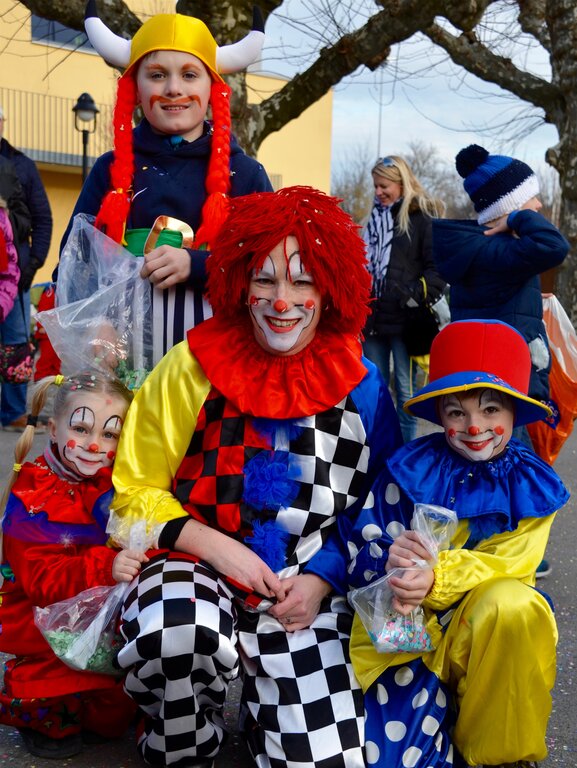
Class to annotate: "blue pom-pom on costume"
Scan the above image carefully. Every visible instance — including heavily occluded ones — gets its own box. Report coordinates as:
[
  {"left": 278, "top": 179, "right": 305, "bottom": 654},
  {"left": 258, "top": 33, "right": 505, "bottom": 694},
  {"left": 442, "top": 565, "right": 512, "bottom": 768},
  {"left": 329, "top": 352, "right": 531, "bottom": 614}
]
[
  {"left": 244, "top": 519, "right": 290, "bottom": 572},
  {"left": 243, "top": 450, "right": 300, "bottom": 511},
  {"left": 252, "top": 417, "right": 305, "bottom": 444}
]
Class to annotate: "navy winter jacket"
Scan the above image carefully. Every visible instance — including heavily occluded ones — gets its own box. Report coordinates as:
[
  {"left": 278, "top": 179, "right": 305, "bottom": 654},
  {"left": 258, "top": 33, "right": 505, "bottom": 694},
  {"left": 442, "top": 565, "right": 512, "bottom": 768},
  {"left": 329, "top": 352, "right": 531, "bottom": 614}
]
[
  {"left": 0, "top": 137, "right": 52, "bottom": 281},
  {"left": 433, "top": 210, "right": 569, "bottom": 401},
  {"left": 58, "top": 119, "right": 272, "bottom": 289}
]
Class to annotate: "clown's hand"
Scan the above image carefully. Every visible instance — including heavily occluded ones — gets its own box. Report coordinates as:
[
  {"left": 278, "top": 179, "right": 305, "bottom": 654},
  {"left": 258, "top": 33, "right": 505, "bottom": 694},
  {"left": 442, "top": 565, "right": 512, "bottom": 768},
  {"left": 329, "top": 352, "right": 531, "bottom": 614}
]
[
  {"left": 387, "top": 567, "right": 434, "bottom": 615},
  {"left": 112, "top": 549, "right": 150, "bottom": 583},
  {"left": 386, "top": 530, "right": 432, "bottom": 572}
]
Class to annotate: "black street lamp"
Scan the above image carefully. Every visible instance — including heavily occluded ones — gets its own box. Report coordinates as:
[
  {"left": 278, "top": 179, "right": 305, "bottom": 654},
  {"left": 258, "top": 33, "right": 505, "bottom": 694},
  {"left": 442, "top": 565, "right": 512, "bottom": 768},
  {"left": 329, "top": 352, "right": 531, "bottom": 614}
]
[{"left": 72, "top": 92, "right": 99, "bottom": 183}]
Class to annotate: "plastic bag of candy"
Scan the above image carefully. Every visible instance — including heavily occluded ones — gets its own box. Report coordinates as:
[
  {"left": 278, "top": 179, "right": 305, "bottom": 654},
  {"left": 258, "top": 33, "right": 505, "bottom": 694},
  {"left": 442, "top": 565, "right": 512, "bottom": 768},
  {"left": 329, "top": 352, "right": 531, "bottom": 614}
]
[
  {"left": 33, "top": 520, "right": 158, "bottom": 675},
  {"left": 37, "top": 214, "right": 153, "bottom": 391},
  {"left": 348, "top": 504, "right": 457, "bottom": 653}
]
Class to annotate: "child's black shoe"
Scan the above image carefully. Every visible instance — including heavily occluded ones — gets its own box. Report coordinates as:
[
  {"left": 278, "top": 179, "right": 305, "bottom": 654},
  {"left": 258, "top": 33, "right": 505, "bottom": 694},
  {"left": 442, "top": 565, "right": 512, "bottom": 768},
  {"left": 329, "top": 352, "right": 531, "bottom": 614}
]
[{"left": 18, "top": 727, "right": 83, "bottom": 759}]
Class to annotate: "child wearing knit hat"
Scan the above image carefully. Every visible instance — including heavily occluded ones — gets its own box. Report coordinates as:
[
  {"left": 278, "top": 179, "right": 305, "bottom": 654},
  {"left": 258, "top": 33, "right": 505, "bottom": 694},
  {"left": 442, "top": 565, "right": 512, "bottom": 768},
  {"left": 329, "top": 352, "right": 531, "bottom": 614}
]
[{"left": 432, "top": 144, "right": 568, "bottom": 410}]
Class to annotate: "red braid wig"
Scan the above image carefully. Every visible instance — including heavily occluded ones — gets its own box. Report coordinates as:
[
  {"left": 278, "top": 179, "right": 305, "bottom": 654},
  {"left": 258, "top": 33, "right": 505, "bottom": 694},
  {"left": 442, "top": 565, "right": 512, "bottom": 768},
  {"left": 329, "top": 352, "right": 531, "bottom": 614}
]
[
  {"left": 207, "top": 186, "right": 372, "bottom": 338},
  {"left": 94, "top": 74, "right": 137, "bottom": 243},
  {"left": 95, "top": 73, "right": 232, "bottom": 249},
  {"left": 194, "top": 81, "right": 232, "bottom": 249}
]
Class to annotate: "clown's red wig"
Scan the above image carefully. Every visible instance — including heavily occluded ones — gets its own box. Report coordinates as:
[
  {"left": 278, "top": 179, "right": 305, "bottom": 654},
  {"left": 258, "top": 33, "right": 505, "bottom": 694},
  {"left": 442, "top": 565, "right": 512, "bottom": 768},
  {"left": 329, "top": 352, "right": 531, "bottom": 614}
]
[
  {"left": 207, "top": 186, "right": 372, "bottom": 338},
  {"left": 95, "top": 73, "right": 232, "bottom": 249}
]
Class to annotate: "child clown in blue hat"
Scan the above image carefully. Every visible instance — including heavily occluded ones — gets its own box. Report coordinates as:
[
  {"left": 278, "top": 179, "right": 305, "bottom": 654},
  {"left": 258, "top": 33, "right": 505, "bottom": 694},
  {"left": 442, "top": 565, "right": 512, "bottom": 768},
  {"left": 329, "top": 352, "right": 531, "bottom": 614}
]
[{"left": 347, "top": 319, "right": 569, "bottom": 768}]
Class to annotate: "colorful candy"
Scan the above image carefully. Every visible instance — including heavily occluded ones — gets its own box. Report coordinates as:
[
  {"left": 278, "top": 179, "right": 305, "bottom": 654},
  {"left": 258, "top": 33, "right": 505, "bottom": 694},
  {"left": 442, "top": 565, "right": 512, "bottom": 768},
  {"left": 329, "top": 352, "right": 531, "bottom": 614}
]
[
  {"left": 43, "top": 629, "right": 124, "bottom": 675},
  {"left": 369, "top": 611, "right": 434, "bottom": 653}
]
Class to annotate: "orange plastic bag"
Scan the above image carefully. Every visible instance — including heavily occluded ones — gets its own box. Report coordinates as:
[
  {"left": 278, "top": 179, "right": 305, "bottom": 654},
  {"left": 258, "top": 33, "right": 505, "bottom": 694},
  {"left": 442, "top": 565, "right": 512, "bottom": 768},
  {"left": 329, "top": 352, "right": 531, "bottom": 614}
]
[{"left": 527, "top": 294, "right": 577, "bottom": 464}]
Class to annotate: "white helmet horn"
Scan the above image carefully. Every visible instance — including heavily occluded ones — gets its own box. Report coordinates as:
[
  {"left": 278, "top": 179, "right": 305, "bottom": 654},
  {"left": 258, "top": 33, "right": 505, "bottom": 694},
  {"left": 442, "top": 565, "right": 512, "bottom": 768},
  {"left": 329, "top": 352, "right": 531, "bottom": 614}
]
[
  {"left": 216, "top": 7, "right": 265, "bottom": 74},
  {"left": 84, "top": 0, "right": 131, "bottom": 68}
]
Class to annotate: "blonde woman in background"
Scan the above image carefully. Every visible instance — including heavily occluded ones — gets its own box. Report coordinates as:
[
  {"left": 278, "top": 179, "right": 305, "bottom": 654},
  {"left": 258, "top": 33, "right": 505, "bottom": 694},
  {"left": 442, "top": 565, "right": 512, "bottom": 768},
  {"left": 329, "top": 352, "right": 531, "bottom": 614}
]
[{"left": 362, "top": 155, "right": 446, "bottom": 442}]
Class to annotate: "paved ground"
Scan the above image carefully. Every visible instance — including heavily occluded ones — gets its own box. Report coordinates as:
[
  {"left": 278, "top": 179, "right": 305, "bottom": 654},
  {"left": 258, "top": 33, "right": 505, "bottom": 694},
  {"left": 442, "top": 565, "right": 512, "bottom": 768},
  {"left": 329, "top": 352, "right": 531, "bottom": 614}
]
[{"left": 0, "top": 423, "right": 575, "bottom": 767}]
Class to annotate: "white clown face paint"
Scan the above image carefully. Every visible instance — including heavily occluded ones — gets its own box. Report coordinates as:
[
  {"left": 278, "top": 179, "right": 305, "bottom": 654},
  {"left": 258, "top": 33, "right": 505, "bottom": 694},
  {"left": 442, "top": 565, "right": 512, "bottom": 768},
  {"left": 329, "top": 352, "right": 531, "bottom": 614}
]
[
  {"left": 50, "top": 392, "right": 127, "bottom": 477},
  {"left": 248, "top": 236, "right": 322, "bottom": 356},
  {"left": 439, "top": 388, "right": 515, "bottom": 462}
]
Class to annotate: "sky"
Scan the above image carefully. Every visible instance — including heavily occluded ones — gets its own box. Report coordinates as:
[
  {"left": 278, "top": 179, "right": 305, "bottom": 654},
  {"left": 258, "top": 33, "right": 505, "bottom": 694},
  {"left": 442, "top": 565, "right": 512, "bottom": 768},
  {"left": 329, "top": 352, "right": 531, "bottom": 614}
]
[{"left": 259, "top": 1, "right": 559, "bottom": 183}]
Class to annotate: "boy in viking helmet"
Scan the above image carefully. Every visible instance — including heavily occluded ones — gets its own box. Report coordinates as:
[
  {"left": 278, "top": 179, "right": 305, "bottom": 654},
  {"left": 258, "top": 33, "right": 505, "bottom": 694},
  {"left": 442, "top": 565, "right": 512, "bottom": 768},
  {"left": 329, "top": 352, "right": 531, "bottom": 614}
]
[{"left": 59, "top": 1, "right": 272, "bottom": 359}]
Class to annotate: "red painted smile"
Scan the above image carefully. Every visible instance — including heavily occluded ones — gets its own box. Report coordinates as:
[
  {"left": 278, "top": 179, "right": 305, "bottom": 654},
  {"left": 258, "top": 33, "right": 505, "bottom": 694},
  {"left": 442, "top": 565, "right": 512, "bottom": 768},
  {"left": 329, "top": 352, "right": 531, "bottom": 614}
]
[
  {"left": 461, "top": 438, "right": 493, "bottom": 451},
  {"left": 265, "top": 316, "right": 300, "bottom": 333}
]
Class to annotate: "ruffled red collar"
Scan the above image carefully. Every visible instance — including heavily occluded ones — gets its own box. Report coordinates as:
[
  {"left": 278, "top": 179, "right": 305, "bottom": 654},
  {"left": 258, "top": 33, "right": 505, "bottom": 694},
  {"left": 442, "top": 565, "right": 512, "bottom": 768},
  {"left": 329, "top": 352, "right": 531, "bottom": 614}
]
[
  {"left": 12, "top": 456, "right": 113, "bottom": 525},
  {"left": 187, "top": 316, "right": 368, "bottom": 418}
]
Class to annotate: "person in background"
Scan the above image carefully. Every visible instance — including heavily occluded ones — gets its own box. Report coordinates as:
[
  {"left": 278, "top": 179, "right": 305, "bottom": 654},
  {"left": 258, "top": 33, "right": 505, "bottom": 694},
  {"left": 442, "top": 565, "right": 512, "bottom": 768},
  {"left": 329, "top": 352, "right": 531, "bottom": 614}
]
[
  {"left": 0, "top": 196, "right": 19, "bottom": 324},
  {"left": 363, "top": 155, "right": 446, "bottom": 443},
  {"left": 0, "top": 104, "right": 53, "bottom": 432},
  {"left": 348, "top": 319, "right": 568, "bottom": 768},
  {"left": 433, "top": 143, "right": 569, "bottom": 578},
  {"left": 59, "top": 6, "right": 272, "bottom": 364}
]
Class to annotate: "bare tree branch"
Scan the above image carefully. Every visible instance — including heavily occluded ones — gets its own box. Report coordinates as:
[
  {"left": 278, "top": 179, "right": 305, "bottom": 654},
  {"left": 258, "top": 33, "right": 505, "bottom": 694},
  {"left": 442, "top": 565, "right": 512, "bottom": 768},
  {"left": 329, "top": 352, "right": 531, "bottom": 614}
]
[
  {"left": 17, "top": 0, "right": 140, "bottom": 35},
  {"left": 423, "top": 22, "right": 564, "bottom": 124},
  {"left": 518, "top": 0, "right": 550, "bottom": 50},
  {"left": 254, "top": 0, "right": 494, "bottom": 148}
]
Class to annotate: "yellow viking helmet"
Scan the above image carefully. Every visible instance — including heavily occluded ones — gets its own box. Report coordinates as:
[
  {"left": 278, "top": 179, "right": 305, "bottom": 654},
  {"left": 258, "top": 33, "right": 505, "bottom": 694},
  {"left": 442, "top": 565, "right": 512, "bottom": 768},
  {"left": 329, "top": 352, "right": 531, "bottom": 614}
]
[
  {"left": 84, "top": 0, "right": 265, "bottom": 80},
  {"left": 127, "top": 14, "right": 221, "bottom": 80}
]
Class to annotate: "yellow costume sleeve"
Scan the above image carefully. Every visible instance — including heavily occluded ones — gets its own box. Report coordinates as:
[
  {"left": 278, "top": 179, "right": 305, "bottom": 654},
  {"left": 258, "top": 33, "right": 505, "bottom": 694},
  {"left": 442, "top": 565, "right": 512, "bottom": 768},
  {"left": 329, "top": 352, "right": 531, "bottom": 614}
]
[
  {"left": 351, "top": 514, "right": 557, "bottom": 692},
  {"left": 111, "top": 341, "right": 212, "bottom": 536},
  {"left": 424, "top": 514, "right": 556, "bottom": 610}
]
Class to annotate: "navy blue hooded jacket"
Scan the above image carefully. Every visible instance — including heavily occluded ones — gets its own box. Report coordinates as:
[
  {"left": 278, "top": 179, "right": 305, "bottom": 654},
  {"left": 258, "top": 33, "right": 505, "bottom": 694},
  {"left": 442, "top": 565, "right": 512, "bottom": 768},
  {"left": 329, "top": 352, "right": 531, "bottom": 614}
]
[
  {"left": 59, "top": 119, "right": 272, "bottom": 289},
  {"left": 433, "top": 210, "right": 569, "bottom": 401}
]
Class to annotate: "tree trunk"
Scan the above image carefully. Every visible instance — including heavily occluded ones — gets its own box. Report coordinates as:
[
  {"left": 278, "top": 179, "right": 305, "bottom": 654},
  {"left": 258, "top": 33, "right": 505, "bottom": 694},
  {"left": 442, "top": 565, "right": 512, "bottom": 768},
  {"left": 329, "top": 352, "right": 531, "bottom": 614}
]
[{"left": 546, "top": 0, "right": 577, "bottom": 318}]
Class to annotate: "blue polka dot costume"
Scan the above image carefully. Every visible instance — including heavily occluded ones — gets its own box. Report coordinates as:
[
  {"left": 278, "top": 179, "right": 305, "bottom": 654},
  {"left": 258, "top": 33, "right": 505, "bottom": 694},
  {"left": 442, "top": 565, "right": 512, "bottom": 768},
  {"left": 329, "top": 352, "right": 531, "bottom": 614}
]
[{"left": 347, "top": 434, "right": 568, "bottom": 767}]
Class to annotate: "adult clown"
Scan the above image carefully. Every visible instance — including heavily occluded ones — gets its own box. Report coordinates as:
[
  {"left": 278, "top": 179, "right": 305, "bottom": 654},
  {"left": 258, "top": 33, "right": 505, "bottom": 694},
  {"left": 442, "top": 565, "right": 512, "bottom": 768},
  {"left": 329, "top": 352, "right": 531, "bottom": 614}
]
[
  {"left": 111, "top": 186, "right": 403, "bottom": 767},
  {"left": 59, "top": 1, "right": 272, "bottom": 361}
]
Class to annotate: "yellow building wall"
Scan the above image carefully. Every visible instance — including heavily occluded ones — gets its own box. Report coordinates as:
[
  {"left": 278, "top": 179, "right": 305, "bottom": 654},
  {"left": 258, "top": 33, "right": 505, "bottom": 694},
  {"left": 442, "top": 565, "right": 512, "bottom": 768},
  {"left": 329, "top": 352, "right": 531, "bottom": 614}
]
[
  {"left": 35, "top": 170, "right": 86, "bottom": 284},
  {"left": 0, "top": 2, "right": 332, "bottom": 282},
  {"left": 251, "top": 74, "right": 332, "bottom": 193}
]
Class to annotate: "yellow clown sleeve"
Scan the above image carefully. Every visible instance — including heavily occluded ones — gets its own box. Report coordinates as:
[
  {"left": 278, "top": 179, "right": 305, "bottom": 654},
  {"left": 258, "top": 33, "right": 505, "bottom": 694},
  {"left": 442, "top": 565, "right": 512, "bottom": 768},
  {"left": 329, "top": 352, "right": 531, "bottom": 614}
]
[
  {"left": 111, "top": 341, "right": 211, "bottom": 537},
  {"left": 424, "top": 513, "right": 555, "bottom": 610}
]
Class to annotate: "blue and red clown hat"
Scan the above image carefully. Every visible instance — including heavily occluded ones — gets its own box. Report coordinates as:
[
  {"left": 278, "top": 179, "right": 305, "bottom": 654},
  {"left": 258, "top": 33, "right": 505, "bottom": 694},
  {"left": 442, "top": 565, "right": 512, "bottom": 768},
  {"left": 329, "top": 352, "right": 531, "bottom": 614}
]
[{"left": 404, "top": 319, "right": 552, "bottom": 427}]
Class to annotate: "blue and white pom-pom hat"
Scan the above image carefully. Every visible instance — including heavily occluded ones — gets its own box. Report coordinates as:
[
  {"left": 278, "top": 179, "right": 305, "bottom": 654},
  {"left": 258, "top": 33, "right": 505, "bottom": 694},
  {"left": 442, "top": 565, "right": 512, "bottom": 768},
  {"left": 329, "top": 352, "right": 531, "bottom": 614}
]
[
  {"left": 456, "top": 144, "right": 540, "bottom": 225},
  {"left": 404, "top": 319, "right": 551, "bottom": 427}
]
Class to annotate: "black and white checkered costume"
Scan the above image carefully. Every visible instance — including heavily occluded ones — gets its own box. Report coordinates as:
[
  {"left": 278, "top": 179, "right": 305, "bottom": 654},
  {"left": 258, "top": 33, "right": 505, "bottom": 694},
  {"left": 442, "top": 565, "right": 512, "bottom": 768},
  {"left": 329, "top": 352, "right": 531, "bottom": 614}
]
[
  {"left": 112, "top": 340, "right": 401, "bottom": 767},
  {"left": 119, "top": 556, "right": 364, "bottom": 767}
]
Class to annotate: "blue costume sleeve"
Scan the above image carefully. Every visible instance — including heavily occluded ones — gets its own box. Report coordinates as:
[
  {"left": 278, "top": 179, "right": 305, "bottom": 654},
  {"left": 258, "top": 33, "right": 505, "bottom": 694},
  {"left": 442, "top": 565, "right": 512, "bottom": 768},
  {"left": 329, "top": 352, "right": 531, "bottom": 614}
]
[
  {"left": 434, "top": 210, "right": 568, "bottom": 285},
  {"left": 345, "top": 465, "right": 413, "bottom": 590},
  {"left": 304, "top": 359, "right": 403, "bottom": 593}
]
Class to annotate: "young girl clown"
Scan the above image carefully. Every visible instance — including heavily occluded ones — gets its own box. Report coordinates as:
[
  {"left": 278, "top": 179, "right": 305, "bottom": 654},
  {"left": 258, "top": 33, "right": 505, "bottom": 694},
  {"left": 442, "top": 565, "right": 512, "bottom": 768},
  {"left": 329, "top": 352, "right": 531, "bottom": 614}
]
[
  {"left": 347, "top": 319, "right": 568, "bottom": 768},
  {"left": 59, "top": 1, "right": 272, "bottom": 360},
  {"left": 0, "top": 372, "right": 146, "bottom": 760}
]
